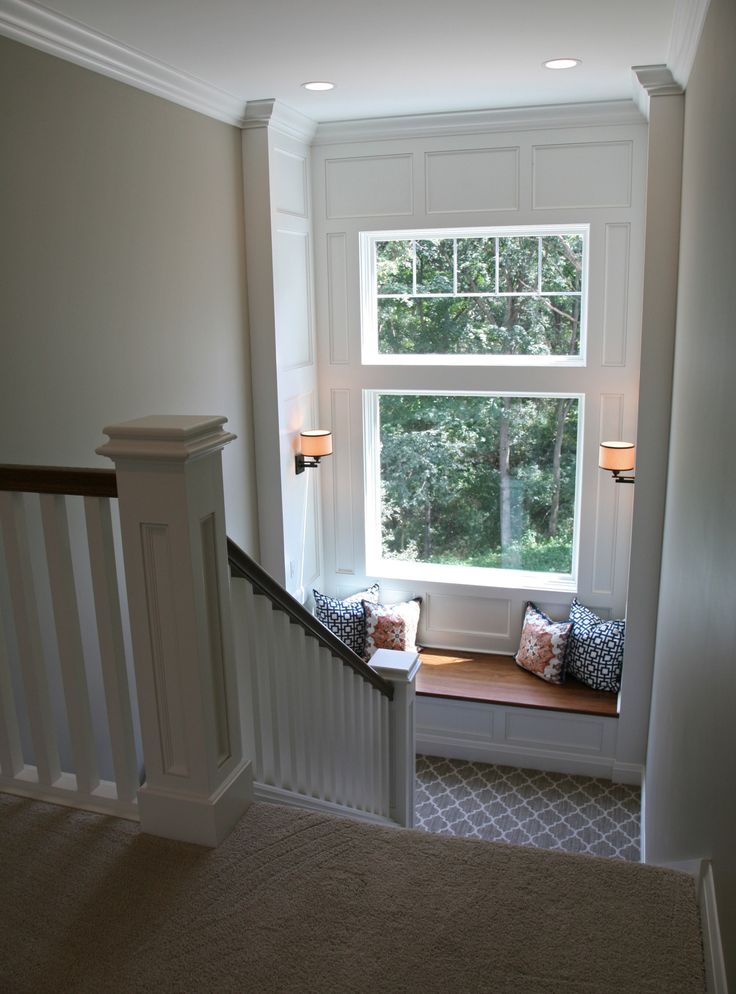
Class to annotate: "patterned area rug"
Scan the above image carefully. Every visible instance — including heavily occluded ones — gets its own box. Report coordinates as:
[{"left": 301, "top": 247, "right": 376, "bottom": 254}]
[{"left": 415, "top": 754, "right": 641, "bottom": 861}]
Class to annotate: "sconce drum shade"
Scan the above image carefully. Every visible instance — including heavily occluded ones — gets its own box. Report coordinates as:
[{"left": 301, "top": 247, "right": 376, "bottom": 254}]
[
  {"left": 300, "top": 430, "right": 333, "bottom": 458},
  {"left": 599, "top": 441, "right": 635, "bottom": 473}
]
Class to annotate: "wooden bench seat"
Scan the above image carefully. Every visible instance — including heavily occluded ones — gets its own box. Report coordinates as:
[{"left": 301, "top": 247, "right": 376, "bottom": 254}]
[{"left": 416, "top": 648, "right": 618, "bottom": 719}]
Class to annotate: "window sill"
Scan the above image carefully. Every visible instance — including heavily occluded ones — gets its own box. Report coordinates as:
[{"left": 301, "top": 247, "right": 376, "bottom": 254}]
[{"left": 368, "top": 558, "right": 577, "bottom": 594}]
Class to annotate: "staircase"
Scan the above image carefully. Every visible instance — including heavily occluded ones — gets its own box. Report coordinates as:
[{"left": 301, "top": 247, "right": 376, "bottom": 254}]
[{"left": 0, "top": 415, "right": 419, "bottom": 845}]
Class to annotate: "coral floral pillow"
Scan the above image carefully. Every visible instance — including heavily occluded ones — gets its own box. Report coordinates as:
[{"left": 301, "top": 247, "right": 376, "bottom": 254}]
[
  {"left": 362, "top": 598, "right": 421, "bottom": 661},
  {"left": 515, "top": 602, "right": 572, "bottom": 685}
]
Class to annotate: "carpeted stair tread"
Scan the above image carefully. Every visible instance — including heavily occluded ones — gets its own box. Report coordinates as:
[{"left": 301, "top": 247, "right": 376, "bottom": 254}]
[{"left": 0, "top": 793, "right": 704, "bottom": 993}]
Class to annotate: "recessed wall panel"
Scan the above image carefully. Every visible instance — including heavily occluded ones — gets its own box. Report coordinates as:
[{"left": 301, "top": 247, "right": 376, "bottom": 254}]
[
  {"left": 272, "top": 147, "right": 308, "bottom": 217},
  {"left": 327, "top": 233, "right": 350, "bottom": 364},
  {"left": 592, "top": 394, "right": 625, "bottom": 596},
  {"left": 330, "top": 389, "right": 355, "bottom": 574},
  {"left": 274, "top": 229, "right": 312, "bottom": 370},
  {"left": 532, "top": 141, "right": 633, "bottom": 209},
  {"left": 325, "top": 154, "right": 413, "bottom": 219},
  {"left": 426, "top": 593, "right": 511, "bottom": 638},
  {"left": 504, "top": 711, "right": 604, "bottom": 751},
  {"left": 602, "top": 223, "right": 631, "bottom": 366},
  {"left": 425, "top": 147, "right": 519, "bottom": 213}
]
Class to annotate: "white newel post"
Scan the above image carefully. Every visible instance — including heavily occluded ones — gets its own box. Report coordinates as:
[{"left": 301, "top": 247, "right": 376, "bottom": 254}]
[
  {"left": 370, "top": 649, "right": 421, "bottom": 828},
  {"left": 97, "top": 416, "right": 252, "bottom": 847}
]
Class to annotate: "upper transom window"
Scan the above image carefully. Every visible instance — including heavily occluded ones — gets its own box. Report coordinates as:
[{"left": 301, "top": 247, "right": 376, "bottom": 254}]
[{"left": 361, "top": 226, "right": 588, "bottom": 365}]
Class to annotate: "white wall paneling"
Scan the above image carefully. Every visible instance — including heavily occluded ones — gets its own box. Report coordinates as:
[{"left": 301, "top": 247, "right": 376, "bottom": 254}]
[
  {"left": 243, "top": 101, "right": 323, "bottom": 598},
  {"left": 311, "top": 111, "right": 651, "bottom": 777},
  {"left": 281, "top": 391, "right": 321, "bottom": 596},
  {"left": 328, "top": 388, "right": 356, "bottom": 576},
  {"left": 274, "top": 229, "right": 313, "bottom": 371},
  {"left": 326, "top": 232, "right": 350, "bottom": 364},
  {"left": 424, "top": 147, "right": 519, "bottom": 214},
  {"left": 602, "top": 223, "right": 632, "bottom": 366},
  {"left": 592, "top": 394, "right": 626, "bottom": 598},
  {"left": 425, "top": 593, "right": 511, "bottom": 641},
  {"left": 532, "top": 141, "right": 634, "bottom": 210},
  {"left": 325, "top": 154, "right": 414, "bottom": 219},
  {"left": 272, "top": 146, "right": 308, "bottom": 218},
  {"left": 416, "top": 696, "right": 627, "bottom": 781}
]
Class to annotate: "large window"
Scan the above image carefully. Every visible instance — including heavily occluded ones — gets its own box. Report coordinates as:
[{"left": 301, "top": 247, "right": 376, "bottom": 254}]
[
  {"left": 362, "top": 226, "right": 587, "bottom": 364},
  {"left": 361, "top": 226, "right": 587, "bottom": 585}
]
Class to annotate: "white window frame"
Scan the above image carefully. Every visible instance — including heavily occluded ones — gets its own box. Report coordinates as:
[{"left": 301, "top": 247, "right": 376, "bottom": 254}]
[
  {"left": 360, "top": 224, "right": 589, "bottom": 367},
  {"left": 363, "top": 388, "right": 583, "bottom": 593}
]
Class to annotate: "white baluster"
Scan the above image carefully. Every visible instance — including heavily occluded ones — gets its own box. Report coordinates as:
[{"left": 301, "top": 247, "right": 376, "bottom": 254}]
[
  {"left": 380, "top": 694, "right": 390, "bottom": 817},
  {"left": 273, "top": 610, "right": 294, "bottom": 790},
  {"left": 289, "top": 623, "right": 309, "bottom": 795},
  {"left": 97, "top": 415, "right": 252, "bottom": 847},
  {"left": 0, "top": 492, "right": 60, "bottom": 786},
  {"left": 0, "top": 605, "right": 23, "bottom": 777},
  {"left": 232, "top": 579, "right": 260, "bottom": 777},
  {"left": 304, "top": 636, "right": 323, "bottom": 799},
  {"left": 253, "top": 592, "right": 279, "bottom": 785},
  {"left": 41, "top": 494, "right": 100, "bottom": 795},
  {"left": 84, "top": 496, "right": 138, "bottom": 803},
  {"left": 370, "top": 648, "right": 421, "bottom": 828}
]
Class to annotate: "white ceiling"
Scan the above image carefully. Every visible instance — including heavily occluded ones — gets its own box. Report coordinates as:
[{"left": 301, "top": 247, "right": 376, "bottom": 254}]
[{"left": 16, "top": 0, "right": 679, "bottom": 122}]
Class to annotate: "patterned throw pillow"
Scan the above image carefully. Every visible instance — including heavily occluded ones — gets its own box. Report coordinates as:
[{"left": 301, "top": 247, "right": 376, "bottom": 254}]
[
  {"left": 515, "top": 602, "right": 572, "bottom": 685},
  {"left": 566, "top": 599, "right": 625, "bottom": 692},
  {"left": 363, "top": 598, "right": 422, "bottom": 661},
  {"left": 313, "top": 584, "right": 380, "bottom": 657}
]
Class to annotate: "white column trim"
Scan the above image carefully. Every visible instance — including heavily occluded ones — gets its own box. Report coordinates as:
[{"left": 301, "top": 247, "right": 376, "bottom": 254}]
[{"left": 631, "top": 65, "right": 684, "bottom": 120}]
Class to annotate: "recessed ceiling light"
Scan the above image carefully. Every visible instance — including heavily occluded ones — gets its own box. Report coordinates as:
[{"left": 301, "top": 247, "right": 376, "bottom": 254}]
[
  {"left": 543, "top": 58, "right": 581, "bottom": 70},
  {"left": 302, "top": 81, "right": 335, "bottom": 91}
]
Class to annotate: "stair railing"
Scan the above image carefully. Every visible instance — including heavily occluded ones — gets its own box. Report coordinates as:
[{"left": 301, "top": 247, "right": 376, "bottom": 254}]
[
  {"left": 0, "top": 464, "right": 140, "bottom": 818},
  {"left": 0, "top": 414, "right": 419, "bottom": 841},
  {"left": 228, "top": 538, "right": 419, "bottom": 827}
]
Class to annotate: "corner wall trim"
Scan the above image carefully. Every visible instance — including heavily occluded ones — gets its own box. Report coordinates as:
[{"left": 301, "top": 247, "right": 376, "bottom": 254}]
[
  {"left": 700, "top": 862, "right": 729, "bottom": 994},
  {"left": 0, "top": 0, "right": 246, "bottom": 126}
]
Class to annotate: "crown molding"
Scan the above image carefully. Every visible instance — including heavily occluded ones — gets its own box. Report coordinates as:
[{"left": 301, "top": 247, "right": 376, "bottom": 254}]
[
  {"left": 312, "top": 100, "right": 646, "bottom": 146},
  {"left": 243, "top": 99, "right": 317, "bottom": 144},
  {"left": 0, "top": 0, "right": 246, "bottom": 126},
  {"left": 631, "top": 65, "right": 683, "bottom": 120},
  {"left": 667, "top": 0, "right": 711, "bottom": 88}
]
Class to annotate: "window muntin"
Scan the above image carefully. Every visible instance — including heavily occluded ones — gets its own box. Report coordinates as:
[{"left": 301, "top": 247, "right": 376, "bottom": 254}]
[
  {"left": 362, "top": 226, "right": 587, "bottom": 364},
  {"left": 366, "top": 391, "right": 582, "bottom": 581}
]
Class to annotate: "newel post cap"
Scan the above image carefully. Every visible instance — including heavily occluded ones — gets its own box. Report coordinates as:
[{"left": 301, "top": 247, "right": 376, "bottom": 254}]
[
  {"left": 370, "top": 648, "right": 421, "bottom": 684},
  {"left": 96, "top": 415, "right": 236, "bottom": 463}
]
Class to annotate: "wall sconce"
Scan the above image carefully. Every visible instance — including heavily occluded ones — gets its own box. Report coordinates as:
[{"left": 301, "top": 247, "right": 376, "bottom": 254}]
[
  {"left": 295, "top": 430, "right": 333, "bottom": 474},
  {"left": 599, "top": 441, "right": 636, "bottom": 484}
]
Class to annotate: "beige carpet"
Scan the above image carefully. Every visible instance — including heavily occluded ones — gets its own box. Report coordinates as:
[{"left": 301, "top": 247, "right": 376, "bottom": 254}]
[{"left": 0, "top": 793, "right": 704, "bottom": 994}]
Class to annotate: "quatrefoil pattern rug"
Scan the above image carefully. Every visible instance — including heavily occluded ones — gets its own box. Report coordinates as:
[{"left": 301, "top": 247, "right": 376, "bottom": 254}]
[{"left": 415, "top": 755, "right": 640, "bottom": 861}]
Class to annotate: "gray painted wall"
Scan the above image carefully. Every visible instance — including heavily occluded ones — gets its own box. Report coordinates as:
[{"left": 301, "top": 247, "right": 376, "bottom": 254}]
[
  {"left": 0, "top": 36, "right": 259, "bottom": 553},
  {"left": 644, "top": 0, "right": 736, "bottom": 983}
]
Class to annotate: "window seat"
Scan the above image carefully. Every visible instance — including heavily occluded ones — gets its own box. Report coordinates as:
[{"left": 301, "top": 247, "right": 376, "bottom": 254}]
[{"left": 416, "top": 648, "right": 618, "bottom": 719}]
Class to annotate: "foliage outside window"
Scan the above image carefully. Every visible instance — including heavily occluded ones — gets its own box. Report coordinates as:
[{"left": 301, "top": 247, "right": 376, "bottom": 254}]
[
  {"left": 361, "top": 226, "right": 587, "bottom": 583},
  {"left": 362, "top": 228, "right": 586, "bottom": 362},
  {"left": 374, "top": 393, "right": 580, "bottom": 577}
]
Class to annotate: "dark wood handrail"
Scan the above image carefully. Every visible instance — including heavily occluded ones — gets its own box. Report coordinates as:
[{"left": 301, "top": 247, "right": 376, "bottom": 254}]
[
  {"left": 0, "top": 464, "right": 118, "bottom": 498},
  {"left": 227, "top": 537, "right": 393, "bottom": 700}
]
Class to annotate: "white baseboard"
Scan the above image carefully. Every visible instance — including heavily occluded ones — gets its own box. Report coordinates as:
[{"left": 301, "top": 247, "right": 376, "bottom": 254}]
[
  {"left": 700, "top": 862, "right": 729, "bottom": 994},
  {"left": 417, "top": 731, "right": 620, "bottom": 780},
  {"left": 254, "top": 781, "right": 399, "bottom": 828},
  {"left": 611, "top": 760, "right": 644, "bottom": 785},
  {"left": 643, "top": 856, "right": 728, "bottom": 994}
]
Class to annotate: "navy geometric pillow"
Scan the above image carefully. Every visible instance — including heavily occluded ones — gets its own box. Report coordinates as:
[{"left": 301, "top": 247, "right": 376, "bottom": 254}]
[
  {"left": 313, "top": 585, "right": 379, "bottom": 657},
  {"left": 566, "top": 598, "right": 625, "bottom": 693}
]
